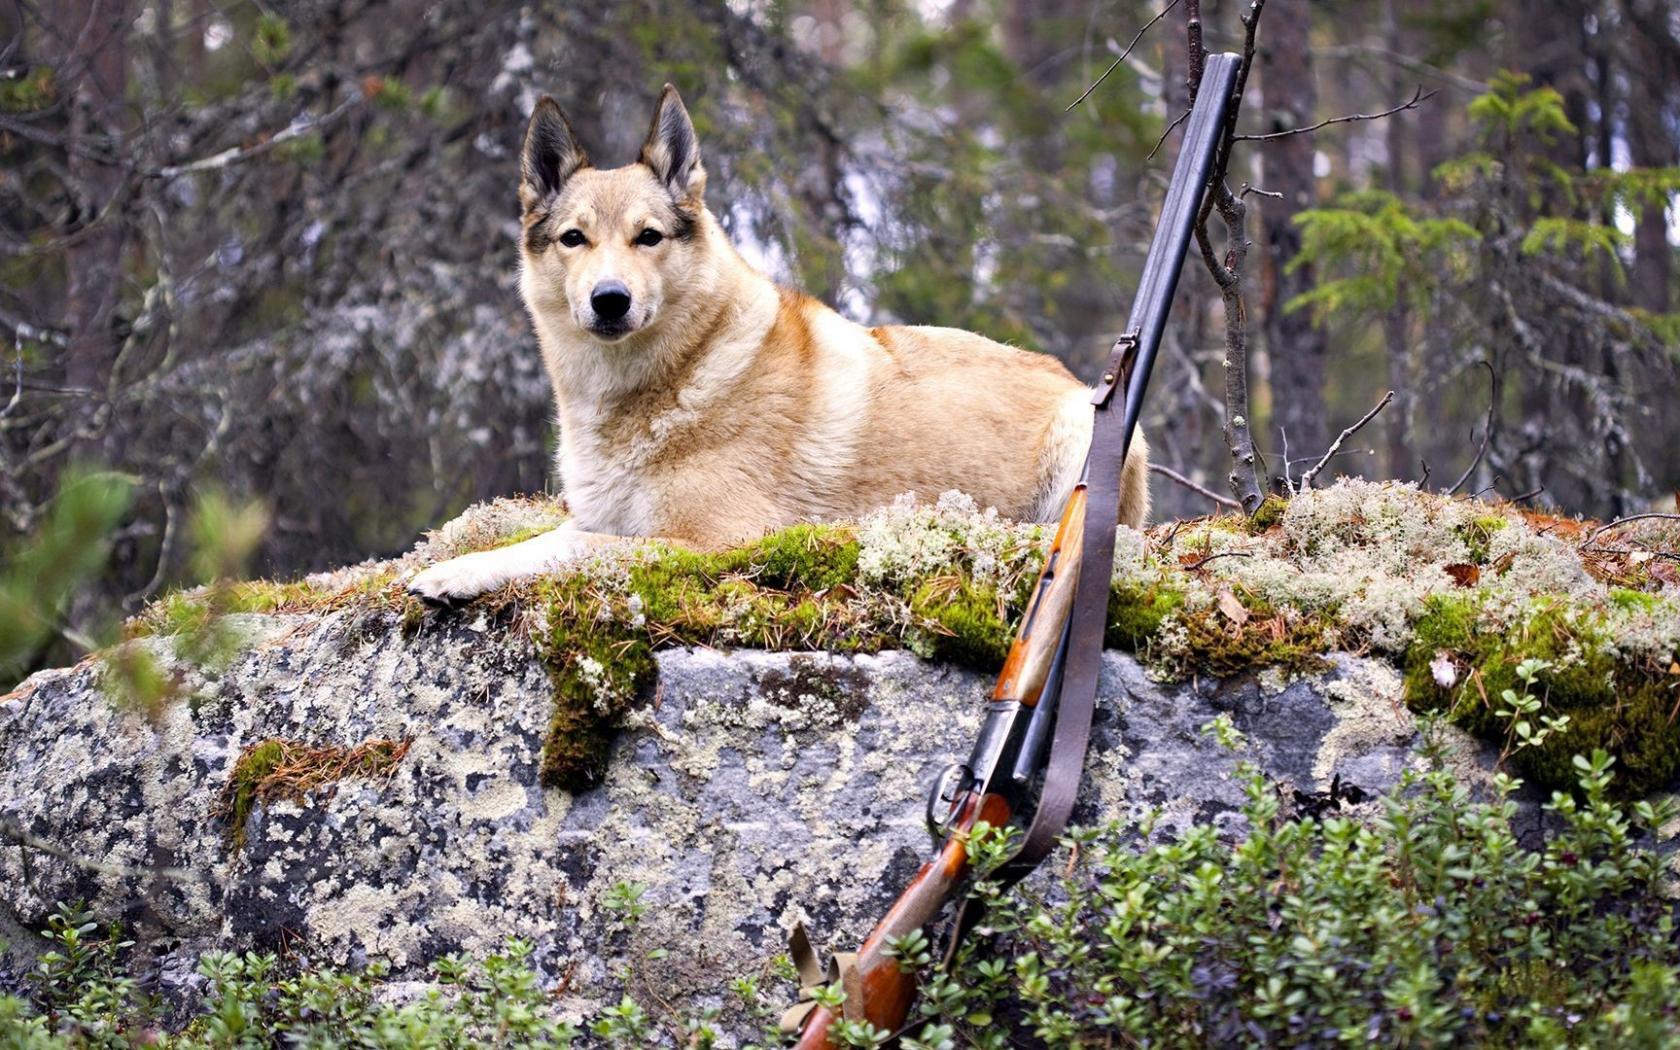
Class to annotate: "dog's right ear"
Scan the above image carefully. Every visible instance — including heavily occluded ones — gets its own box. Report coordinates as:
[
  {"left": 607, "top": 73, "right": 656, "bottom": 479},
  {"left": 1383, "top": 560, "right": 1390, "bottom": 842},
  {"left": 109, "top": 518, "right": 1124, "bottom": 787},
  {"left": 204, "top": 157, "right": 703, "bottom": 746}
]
[{"left": 520, "top": 97, "right": 589, "bottom": 213}]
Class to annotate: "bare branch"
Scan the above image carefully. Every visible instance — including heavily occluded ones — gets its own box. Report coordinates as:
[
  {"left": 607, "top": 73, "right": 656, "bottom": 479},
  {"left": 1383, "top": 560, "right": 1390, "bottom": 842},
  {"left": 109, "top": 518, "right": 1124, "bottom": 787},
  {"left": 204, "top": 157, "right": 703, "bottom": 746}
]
[
  {"left": 1066, "top": 0, "right": 1182, "bottom": 111},
  {"left": 1150, "top": 462, "right": 1243, "bottom": 509},
  {"left": 1318, "top": 43, "right": 1487, "bottom": 93},
  {"left": 1146, "top": 107, "right": 1192, "bottom": 161},
  {"left": 1299, "top": 391, "right": 1394, "bottom": 490},
  {"left": 0, "top": 353, "right": 21, "bottom": 422},
  {"left": 1185, "top": 0, "right": 1266, "bottom": 514},
  {"left": 1579, "top": 513, "right": 1680, "bottom": 549},
  {"left": 1236, "top": 85, "right": 1437, "bottom": 142},
  {"left": 151, "top": 96, "right": 361, "bottom": 179},
  {"left": 1182, "top": 550, "right": 1253, "bottom": 570},
  {"left": 1445, "top": 361, "right": 1497, "bottom": 496}
]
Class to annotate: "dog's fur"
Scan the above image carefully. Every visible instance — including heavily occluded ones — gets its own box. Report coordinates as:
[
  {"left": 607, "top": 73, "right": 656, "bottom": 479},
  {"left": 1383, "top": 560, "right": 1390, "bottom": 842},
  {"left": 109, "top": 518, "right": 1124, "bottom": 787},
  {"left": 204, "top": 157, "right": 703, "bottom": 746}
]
[{"left": 408, "top": 85, "right": 1148, "bottom": 603}]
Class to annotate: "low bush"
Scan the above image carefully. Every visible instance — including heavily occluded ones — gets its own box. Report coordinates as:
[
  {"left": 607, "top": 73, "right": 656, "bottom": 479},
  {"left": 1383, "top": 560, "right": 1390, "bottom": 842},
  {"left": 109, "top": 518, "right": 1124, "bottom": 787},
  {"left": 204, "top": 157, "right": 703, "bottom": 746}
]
[{"left": 892, "top": 719, "right": 1680, "bottom": 1049}]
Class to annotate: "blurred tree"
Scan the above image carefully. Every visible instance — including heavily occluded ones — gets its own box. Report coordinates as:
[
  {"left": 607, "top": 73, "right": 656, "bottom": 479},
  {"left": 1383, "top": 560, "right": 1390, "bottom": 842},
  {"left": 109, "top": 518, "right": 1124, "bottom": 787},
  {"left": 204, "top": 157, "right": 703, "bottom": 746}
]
[
  {"left": 1293, "top": 73, "right": 1680, "bottom": 511},
  {"left": 1622, "top": 0, "right": 1676, "bottom": 314},
  {"left": 1, "top": 0, "right": 1676, "bottom": 686},
  {"left": 1257, "top": 0, "right": 1329, "bottom": 464},
  {"left": 45, "top": 0, "right": 132, "bottom": 391}
]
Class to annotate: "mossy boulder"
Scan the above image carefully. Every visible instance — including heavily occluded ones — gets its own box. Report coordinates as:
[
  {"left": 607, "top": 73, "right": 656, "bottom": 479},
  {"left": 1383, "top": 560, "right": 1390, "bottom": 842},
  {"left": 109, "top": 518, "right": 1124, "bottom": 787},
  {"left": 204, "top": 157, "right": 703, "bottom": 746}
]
[
  {"left": 3, "top": 479, "right": 1678, "bottom": 1029},
  {"left": 125, "top": 482, "right": 1680, "bottom": 799}
]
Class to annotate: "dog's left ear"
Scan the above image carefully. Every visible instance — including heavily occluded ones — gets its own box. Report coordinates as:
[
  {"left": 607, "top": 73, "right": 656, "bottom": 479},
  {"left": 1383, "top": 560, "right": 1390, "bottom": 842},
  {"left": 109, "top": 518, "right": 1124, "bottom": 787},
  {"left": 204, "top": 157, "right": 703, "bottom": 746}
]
[{"left": 639, "top": 84, "right": 706, "bottom": 203}]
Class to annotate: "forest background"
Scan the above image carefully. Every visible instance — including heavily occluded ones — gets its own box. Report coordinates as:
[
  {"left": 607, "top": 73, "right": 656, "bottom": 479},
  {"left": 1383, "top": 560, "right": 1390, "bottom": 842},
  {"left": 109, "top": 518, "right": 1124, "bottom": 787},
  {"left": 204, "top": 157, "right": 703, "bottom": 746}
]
[{"left": 4, "top": 0, "right": 1678, "bottom": 685}]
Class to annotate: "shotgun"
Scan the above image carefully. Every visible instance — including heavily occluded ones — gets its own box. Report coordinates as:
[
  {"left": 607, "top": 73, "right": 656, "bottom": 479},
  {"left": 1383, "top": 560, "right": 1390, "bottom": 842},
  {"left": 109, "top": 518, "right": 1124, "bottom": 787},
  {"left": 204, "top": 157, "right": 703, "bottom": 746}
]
[{"left": 788, "top": 52, "right": 1242, "bottom": 1046}]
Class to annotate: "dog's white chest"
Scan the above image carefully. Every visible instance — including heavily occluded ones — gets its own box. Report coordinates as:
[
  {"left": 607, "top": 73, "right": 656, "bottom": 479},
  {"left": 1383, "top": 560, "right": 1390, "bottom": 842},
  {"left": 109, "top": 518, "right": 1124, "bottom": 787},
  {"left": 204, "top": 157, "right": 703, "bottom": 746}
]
[{"left": 557, "top": 433, "right": 653, "bottom": 535}]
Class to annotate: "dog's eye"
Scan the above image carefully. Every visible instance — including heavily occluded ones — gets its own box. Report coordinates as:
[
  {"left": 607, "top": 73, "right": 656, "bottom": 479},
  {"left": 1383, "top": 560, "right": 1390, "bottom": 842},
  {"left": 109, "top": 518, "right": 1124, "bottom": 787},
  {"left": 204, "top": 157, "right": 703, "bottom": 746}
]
[
  {"left": 635, "top": 228, "right": 664, "bottom": 247},
  {"left": 559, "top": 229, "right": 587, "bottom": 248}
]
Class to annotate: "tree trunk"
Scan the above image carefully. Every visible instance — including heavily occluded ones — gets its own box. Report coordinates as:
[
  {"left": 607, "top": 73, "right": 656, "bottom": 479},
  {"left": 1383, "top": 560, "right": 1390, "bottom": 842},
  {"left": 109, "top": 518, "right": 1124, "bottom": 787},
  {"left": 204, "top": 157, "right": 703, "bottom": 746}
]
[
  {"left": 1257, "top": 0, "right": 1329, "bottom": 462},
  {"left": 1625, "top": 7, "right": 1674, "bottom": 313},
  {"left": 48, "top": 0, "right": 132, "bottom": 391}
]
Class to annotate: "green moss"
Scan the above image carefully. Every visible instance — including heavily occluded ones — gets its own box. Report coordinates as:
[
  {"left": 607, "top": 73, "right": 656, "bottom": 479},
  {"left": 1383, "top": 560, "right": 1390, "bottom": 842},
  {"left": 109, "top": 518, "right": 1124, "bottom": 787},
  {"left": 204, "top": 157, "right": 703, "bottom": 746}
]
[
  {"left": 148, "top": 591, "right": 218, "bottom": 638},
  {"left": 222, "top": 740, "right": 285, "bottom": 849},
  {"left": 1175, "top": 596, "right": 1333, "bottom": 679},
  {"left": 737, "top": 523, "right": 860, "bottom": 592},
  {"left": 132, "top": 570, "right": 404, "bottom": 638},
  {"left": 1105, "top": 580, "right": 1186, "bottom": 649},
  {"left": 535, "top": 575, "right": 656, "bottom": 790},
  {"left": 1104, "top": 578, "right": 1330, "bottom": 678},
  {"left": 1456, "top": 514, "right": 1510, "bottom": 564},
  {"left": 1609, "top": 587, "right": 1662, "bottom": 612},
  {"left": 908, "top": 576, "right": 1013, "bottom": 668},
  {"left": 1403, "top": 595, "right": 1680, "bottom": 797},
  {"left": 532, "top": 521, "right": 1026, "bottom": 788},
  {"left": 489, "top": 525, "right": 554, "bottom": 550},
  {"left": 1247, "top": 495, "right": 1288, "bottom": 533}
]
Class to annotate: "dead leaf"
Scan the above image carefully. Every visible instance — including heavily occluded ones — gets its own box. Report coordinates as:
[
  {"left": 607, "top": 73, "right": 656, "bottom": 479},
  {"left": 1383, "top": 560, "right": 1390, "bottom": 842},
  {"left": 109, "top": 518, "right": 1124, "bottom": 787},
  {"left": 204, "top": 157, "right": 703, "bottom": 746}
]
[
  {"left": 1216, "top": 588, "right": 1249, "bottom": 626},
  {"left": 1444, "top": 563, "right": 1481, "bottom": 588}
]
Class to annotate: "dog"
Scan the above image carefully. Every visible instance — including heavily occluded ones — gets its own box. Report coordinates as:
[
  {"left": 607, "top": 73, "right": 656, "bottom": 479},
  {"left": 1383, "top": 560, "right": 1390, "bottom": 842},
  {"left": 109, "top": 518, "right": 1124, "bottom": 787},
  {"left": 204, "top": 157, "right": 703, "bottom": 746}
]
[{"left": 407, "top": 85, "right": 1148, "bottom": 604}]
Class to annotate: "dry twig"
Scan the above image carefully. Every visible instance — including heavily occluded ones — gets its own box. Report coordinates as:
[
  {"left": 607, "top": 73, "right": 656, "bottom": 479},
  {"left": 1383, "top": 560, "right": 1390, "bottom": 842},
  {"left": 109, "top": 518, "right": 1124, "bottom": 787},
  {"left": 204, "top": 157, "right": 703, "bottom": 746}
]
[
  {"left": 1150, "top": 462, "right": 1243, "bottom": 509},
  {"left": 1299, "top": 391, "right": 1394, "bottom": 490},
  {"left": 1236, "top": 85, "right": 1437, "bottom": 141},
  {"left": 1446, "top": 362, "right": 1496, "bottom": 496},
  {"left": 1579, "top": 513, "right": 1680, "bottom": 549},
  {"left": 1066, "top": 0, "right": 1183, "bottom": 111},
  {"left": 152, "top": 96, "right": 362, "bottom": 179}
]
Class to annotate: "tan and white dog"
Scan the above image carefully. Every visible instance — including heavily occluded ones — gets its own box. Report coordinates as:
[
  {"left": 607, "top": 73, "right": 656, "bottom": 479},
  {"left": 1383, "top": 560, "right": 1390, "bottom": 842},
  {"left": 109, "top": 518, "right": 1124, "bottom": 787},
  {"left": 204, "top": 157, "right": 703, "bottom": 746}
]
[{"left": 408, "top": 85, "right": 1147, "bottom": 603}]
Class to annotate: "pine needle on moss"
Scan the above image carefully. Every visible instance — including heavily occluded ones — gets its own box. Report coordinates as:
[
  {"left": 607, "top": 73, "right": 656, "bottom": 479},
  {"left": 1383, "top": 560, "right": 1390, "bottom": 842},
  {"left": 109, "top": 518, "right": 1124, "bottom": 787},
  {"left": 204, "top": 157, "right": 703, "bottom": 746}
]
[{"left": 217, "top": 736, "right": 412, "bottom": 849}]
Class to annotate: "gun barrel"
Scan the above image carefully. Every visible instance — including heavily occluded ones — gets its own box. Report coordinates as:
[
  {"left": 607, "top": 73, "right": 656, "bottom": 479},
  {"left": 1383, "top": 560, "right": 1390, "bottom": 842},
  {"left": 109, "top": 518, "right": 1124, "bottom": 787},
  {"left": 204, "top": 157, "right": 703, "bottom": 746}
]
[
  {"left": 1120, "top": 53, "right": 1243, "bottom": 444},
  {"left": 794, "top": 50, "right": 1245, "bottom": 1048}
]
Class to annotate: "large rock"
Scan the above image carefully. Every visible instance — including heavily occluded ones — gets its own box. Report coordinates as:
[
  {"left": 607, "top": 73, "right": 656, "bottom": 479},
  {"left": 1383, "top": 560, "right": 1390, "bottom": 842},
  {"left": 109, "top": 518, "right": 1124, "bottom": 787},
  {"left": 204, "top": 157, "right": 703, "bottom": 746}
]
[{"left": 0, "top": 601, "right": 1453, "bottom": 1022}]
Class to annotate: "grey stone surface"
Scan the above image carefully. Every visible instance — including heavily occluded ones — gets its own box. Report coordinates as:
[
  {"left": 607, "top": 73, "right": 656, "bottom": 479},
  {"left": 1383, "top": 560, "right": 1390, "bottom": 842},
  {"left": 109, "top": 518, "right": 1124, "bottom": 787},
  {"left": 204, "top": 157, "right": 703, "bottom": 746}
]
[{"left": 0, "top": 606, "right": 1461, "bottom": 1020}]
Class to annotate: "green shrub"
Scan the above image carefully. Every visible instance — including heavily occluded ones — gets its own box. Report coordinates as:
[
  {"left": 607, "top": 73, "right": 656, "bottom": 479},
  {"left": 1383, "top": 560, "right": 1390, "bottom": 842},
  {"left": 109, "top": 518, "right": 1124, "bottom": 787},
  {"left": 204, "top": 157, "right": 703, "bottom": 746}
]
[
  {"left": 8, "top": 909, "right": 578, "bottom": 1047},
  {"left": 895, "top": 722, "right": 1680, "bottom": 1048}
]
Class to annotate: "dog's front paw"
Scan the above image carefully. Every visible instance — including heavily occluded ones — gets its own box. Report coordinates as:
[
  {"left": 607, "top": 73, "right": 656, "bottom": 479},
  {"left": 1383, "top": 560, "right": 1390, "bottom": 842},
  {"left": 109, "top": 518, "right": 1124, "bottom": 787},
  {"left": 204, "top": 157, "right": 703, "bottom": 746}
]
[{"left": 407, "top": 552, "right": 512, "bottom": 607}]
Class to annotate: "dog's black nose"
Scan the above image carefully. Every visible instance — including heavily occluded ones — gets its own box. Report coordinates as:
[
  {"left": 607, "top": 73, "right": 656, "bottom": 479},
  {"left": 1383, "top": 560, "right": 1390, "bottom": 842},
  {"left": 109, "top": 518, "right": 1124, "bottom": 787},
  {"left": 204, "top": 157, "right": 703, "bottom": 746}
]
[{"left": 591, "top": 281, "right": 632, "bottom": 321}]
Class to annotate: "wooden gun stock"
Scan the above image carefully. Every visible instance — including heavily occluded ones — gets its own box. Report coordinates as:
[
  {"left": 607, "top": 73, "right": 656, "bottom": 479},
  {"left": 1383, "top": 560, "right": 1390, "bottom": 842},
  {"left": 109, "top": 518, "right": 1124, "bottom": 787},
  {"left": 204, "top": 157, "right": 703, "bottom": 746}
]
[
  {"left": 991, "top": 486, "right": 1085, "bottom": 708},
  {"left": 791, "top": 792, "right": 1014, "bottom": 1049}
]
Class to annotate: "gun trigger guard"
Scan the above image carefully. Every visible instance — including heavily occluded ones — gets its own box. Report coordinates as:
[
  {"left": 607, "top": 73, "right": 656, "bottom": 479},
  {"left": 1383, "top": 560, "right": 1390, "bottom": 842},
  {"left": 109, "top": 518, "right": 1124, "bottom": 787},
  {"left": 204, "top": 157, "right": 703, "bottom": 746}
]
[
  {"left": 1091, "top": 331, "right": 1140, "bottom": 407},
  {"left": 925, "top": 762, "right": 970, "bottom": 842}
]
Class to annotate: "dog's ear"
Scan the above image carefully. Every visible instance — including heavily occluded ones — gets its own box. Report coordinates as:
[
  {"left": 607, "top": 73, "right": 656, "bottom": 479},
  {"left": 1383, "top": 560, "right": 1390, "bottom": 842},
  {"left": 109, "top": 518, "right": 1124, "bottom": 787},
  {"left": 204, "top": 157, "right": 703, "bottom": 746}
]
[
  {"left": 521, "top": 97, "right": 589, "bottom": 212},
  {"left": 638, "top": 84, "right": 706, "bottom": 203}
]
